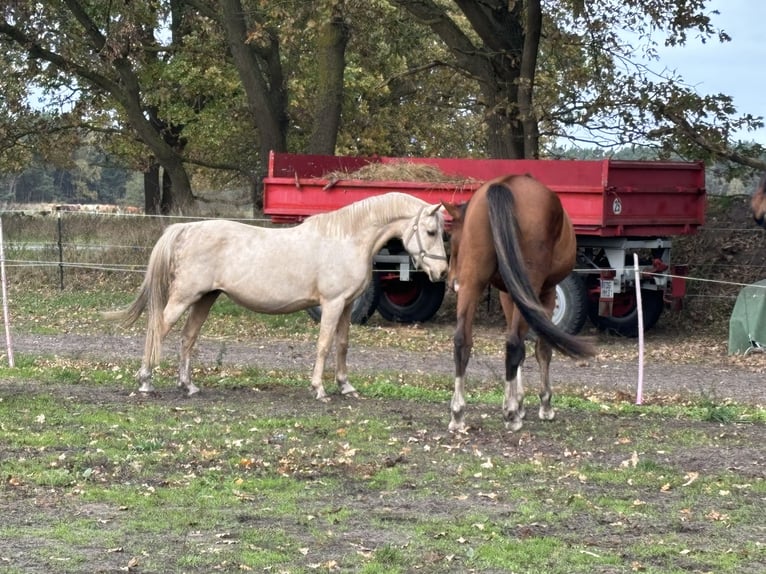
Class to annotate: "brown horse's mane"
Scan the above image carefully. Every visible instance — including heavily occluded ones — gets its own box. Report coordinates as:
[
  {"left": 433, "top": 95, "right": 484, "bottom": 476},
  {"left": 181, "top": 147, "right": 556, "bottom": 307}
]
[{"left": 303, "top": 193, "right": 429, "bottom": 239}]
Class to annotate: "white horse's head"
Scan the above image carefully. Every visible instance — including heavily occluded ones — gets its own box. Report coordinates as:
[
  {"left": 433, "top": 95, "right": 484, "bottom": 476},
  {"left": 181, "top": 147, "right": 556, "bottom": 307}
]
[{"left": 402, "top": 203, "right": 448, "bottom": 282}]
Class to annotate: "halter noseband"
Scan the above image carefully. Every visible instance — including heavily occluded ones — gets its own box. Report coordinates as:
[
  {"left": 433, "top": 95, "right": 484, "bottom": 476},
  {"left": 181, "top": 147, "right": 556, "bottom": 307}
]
[{"left": 404, "top": 205, "right": 448, "bottom": 265}]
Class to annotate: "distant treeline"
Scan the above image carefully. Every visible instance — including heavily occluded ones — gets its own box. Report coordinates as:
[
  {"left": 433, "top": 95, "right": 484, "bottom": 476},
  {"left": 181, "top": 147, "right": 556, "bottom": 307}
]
[
  {"left": 1, "top": 145, "right": 760, "bottom": 207},
  {"left": 0, "top": 146, "right": 143, "bottom": 206}
]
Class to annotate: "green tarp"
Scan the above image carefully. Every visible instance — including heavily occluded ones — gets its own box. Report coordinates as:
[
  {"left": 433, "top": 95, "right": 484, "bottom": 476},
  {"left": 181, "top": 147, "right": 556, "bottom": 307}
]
[{"left": 729, "top": 278, "right": 766, "bottom": 354}]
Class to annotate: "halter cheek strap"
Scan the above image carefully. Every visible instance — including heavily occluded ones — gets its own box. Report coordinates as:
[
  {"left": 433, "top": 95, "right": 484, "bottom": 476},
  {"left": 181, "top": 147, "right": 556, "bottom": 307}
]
[{"left": 404, "top": 206, "right": 448, "bottom": 265}]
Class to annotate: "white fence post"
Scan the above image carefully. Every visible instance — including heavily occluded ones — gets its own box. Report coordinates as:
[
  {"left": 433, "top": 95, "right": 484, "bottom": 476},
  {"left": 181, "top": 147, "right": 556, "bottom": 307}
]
[
  {"left": 634, "top": 253, "right": 644, "bottom": 404},
  {"left": 0, "top": 216, "right": 14, "bottom": 367}
]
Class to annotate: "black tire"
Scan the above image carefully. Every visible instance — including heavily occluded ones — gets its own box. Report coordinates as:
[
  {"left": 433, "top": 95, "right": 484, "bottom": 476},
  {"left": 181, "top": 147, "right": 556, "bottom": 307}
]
[
  {"left": 377, "top": 272, "right": 446, "bottom": 323},
  {"left": 587, "top": 288, "right": 664, "bottom": 337},
  {"left": 551, "top": 273, "right": 588, "bottom": 335},
  {"left": 305, "top": 274, "right": 381, "bottom": 325}
]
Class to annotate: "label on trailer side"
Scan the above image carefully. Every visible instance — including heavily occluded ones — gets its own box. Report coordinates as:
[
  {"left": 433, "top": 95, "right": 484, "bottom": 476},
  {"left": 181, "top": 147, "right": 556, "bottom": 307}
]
[{"left": 600, "top": 279, "right": 614, "bottom": 300}]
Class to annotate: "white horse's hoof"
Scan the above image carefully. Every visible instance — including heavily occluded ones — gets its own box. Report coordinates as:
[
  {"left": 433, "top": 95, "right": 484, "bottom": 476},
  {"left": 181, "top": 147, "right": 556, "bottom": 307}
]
[
  {"left": 539, "top": 406, "right": 556, "bottom": 421},
  {"left": 339, "top": 381, "right": 358, "bottom": 396},
  {"left": 505, "top": 418, "right": 524, "bottom": 432},
  {"left": 448, "top": 419, "right": 467, "bottom": 433}
]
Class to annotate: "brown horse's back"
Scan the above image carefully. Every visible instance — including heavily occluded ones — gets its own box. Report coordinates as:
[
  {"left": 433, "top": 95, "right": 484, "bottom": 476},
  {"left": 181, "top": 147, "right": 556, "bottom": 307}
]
[{"left": 465, "top": 174, "right": 576, "bottom": 292}]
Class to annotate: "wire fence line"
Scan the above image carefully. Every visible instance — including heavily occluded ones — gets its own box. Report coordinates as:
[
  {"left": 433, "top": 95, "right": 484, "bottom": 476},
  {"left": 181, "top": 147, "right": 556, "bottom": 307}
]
[{"left": 1, "top": 207, "right": 766, "bottom": 300}]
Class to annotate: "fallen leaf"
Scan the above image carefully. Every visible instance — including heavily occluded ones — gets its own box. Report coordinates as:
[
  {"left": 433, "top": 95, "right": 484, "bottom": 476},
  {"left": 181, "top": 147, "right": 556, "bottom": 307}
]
[{"left": 682, "top": 472, "right": 699, "bottom": 486}]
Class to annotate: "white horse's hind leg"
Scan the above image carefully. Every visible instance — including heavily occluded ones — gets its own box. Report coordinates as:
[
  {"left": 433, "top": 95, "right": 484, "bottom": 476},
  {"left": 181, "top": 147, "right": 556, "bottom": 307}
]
[
  {"left": 137, "top": 296, "right": 188, "bottom": 394},
  {"left": 333, "top": 305, "right": 358, "bottom": 396},
  {"left": 178, "top": 292, "right": 220, "bottom": 396},
  {"left": 137, "top": 363, "right": 154, "bottom": 393},
  {"left": 311, "top": 300, "right": 344, "bottom": 400}
]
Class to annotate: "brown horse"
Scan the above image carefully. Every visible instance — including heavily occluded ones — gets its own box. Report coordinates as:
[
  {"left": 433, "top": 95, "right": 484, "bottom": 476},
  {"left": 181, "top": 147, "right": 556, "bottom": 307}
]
[
  {"left": 751, "top": 172, "right": 766, "bottom": 227},
  {"left": 443, "top": 174, "right": 595, "bottom": 432}
]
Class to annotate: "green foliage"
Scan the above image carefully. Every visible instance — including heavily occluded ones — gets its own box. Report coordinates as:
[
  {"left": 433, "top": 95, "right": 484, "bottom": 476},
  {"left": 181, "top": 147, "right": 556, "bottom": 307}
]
[{"left": 2, "top": 0, "right": 762, "bottom": 215}]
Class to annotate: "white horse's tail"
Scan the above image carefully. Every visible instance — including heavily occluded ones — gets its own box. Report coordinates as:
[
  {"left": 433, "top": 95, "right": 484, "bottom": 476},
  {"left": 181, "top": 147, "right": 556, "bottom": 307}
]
[{"left": 104, "top": 224, "right": 185, "bottom": 367}]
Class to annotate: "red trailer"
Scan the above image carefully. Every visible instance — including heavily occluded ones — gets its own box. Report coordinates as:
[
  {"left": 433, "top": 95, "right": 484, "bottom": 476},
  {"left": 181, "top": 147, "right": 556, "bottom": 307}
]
[{"left": 263, "top": 152, "right": 706, "bottom": 335}]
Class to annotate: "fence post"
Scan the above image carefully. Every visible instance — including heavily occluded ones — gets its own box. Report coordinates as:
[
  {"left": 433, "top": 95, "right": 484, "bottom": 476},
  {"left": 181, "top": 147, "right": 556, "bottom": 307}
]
[
  {"left": 0, "top": 215, "right": 15, "bottom": 367},
  {"left": 56, "top": 205, "right": 64, "bottom": 290},
  {"left": 634, "top": 253, "right": 644, "bottom": 404}
]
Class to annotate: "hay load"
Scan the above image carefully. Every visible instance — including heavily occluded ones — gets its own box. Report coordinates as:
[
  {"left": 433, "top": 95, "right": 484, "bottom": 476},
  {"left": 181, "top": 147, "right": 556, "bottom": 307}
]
[{"left": 322, "top": 161, "right": 477, "bottom": 189}]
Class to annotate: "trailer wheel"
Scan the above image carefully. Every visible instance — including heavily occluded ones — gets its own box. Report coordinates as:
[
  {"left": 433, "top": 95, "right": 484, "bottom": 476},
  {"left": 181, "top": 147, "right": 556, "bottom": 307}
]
[
  {"left": 377, "top": 273, "right": 446, "bottom": 323},
  {"left": 551, "top": 273, "right": 588, "bottom": 335},
  {"left": 305, "top": 275, "right": 381, "bottom": 325},
  {"left": 587, "top": 289, "right": 664, "bottom": 337}
]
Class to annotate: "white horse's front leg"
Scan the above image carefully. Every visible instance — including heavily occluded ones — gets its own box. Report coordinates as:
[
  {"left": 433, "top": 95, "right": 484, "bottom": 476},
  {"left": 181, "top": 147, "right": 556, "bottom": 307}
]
[
  {"left": 334, "top": 306, "right": 358, "bottom": 397},
  {"left": 311, "top": 301, "right": 343, "bottom": 401}
]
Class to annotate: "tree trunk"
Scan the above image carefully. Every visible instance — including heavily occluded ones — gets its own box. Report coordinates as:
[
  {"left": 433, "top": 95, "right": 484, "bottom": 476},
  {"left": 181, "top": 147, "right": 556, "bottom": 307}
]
[
  {"left": 144, "top": 164, "right": 161, "bottom": 214},
  {"left": 220, "top": 0, "right": 288, "bottom": 207},
  {"left": 307, "top": 7, "right": 349, "bottom": 155},
  {"left": 519, "top": 0, "right": 542, "bottom": 158},
  {"left": 160, "top": 169, "right": 174, "bottom": 215},
  {"left": 393, "top": 0, "right": 541, "bottom": 159}
]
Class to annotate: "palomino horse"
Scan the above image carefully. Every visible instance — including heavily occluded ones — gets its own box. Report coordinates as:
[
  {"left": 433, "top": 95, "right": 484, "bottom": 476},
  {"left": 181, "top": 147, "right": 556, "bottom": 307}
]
[
  {"left": 443, "top": 175, "right": 595, "bottom": 432},
  {"left": 751, "top": 172, "right": 766, "bottom": 227},
  {"left": 106, "top": 192, "right": 448, "bottom": 398}
]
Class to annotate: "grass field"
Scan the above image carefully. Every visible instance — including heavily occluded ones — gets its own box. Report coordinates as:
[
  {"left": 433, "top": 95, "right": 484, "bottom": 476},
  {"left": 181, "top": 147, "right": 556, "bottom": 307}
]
[{"left": 0, "top": 284, "right": 764, "bottom": 573}]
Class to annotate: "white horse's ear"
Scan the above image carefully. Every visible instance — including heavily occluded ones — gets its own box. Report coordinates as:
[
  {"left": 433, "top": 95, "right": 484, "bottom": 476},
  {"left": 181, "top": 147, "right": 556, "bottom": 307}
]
[{"left": 426, "top": 203, "right": 442, "bottom": 216}]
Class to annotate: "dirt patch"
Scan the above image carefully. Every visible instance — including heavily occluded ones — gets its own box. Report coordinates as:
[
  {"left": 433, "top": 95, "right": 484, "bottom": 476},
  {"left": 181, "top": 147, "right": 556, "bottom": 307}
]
[{"left": 11, "top": 327, "right": 766, "bottom": 407}]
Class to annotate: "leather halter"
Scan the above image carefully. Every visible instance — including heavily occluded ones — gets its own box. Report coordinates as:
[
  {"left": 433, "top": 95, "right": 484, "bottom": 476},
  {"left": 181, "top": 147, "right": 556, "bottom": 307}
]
[{"left": 403, "top": 205, "right": 448, "bottom": 266}]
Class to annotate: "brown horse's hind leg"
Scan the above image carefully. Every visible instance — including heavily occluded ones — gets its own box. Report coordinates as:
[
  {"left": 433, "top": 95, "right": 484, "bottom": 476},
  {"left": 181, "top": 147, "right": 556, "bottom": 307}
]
[
  {"left": 333, "top": 304, "right": 358, "bottom": 397},
  {"left": 536, "top": 285, "right": 557, "bottom": 420},
  {"left": 500, "top": 293, "right": 527, "bottom": 431},
  {"left": 501, "top": 332, "right": 527, "bottom": 431},
  {"left": 178, "top": 292, "right": 220, "bottom": 396},
  {"left": 450, "top": 299, "right": 477, "bottom": 432},
  {"left": 535, "top": 337, "right": 555, "bottom": 420}
]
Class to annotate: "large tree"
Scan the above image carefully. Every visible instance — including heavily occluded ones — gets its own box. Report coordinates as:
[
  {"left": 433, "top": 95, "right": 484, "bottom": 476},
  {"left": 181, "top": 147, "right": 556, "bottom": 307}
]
[
  {"left": 391, "top": 0, "right": 764, "bottom": 169},
  {"left": 0, "top": 1, "right": 201, "bottom": 213},
  {"left": 3, "top": 0, "right": 764, "bottom": 214}
]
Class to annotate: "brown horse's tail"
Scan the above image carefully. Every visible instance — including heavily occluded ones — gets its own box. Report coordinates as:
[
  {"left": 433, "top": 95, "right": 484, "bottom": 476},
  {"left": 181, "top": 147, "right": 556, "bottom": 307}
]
[
  {"left": 103, "top": 224, "right": 184, "bottom": 367},
  {"left": 486, "top": 184, "right": 594, "bottom": 359}
]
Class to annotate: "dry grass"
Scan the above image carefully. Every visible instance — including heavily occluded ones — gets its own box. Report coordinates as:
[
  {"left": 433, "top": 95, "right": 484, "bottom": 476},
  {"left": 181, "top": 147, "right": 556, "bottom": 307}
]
[{"left": 323, "top": 160, "right": 477, "bottom": 184}]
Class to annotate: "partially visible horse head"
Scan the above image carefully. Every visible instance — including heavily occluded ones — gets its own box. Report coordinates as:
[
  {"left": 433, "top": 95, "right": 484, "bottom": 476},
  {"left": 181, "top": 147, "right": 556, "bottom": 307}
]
[
  {"left": 442, "top": 201, "right": 467, "bottom": 292},
  {"left": 752, "top": 172, "right": 766, "bottom": 228},
  {"left": 402, "top": 202, "right": 449, "bottom": 282}
]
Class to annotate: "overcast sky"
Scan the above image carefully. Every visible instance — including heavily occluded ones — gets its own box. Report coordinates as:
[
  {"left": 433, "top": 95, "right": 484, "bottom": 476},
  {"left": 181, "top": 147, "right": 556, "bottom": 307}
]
[{"left": 648, "top": 0, "right": 765, "bottom": 144}]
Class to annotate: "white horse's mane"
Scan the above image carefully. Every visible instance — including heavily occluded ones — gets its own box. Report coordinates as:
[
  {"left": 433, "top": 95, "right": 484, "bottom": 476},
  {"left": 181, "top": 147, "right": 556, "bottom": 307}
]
[{"left": 303, "top": 192, "right": 430, "bottom": 239}]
